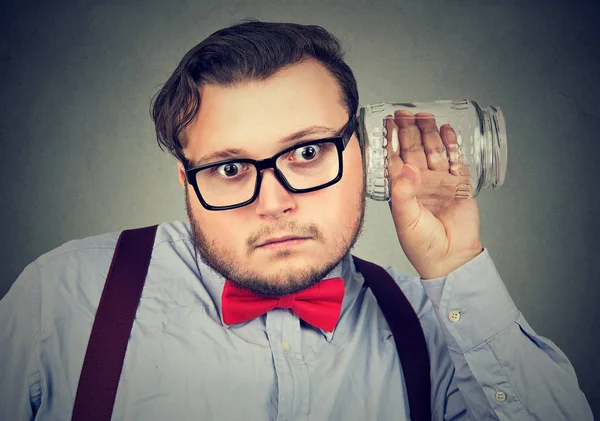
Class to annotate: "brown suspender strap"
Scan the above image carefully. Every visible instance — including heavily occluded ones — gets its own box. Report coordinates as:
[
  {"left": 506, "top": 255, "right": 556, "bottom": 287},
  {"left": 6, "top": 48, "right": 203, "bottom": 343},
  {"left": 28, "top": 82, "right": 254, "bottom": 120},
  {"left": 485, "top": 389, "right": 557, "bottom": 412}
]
[
  {"left": 71, "top": 224, "right": 158, "bottom": 421},
  {"left": 352, "top": 255, "right": 432, "bottom": 421},
  {"left": 71, "top": 225, "right": 431, "bottom": 420}
]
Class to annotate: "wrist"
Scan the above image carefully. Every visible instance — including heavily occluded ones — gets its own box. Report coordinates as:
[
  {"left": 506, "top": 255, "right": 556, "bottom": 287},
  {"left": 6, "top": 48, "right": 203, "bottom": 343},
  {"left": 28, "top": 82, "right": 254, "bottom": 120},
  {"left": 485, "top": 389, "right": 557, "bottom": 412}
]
[{"left": 419, "top": 247, "right": 484, "bottom": 280}]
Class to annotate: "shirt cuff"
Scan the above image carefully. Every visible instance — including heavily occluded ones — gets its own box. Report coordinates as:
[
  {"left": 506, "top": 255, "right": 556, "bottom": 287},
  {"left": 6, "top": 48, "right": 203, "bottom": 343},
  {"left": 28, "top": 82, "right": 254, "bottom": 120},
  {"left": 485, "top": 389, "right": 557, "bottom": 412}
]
[{"left": 419, "top": 248, "right": 519, "bottom": 352}]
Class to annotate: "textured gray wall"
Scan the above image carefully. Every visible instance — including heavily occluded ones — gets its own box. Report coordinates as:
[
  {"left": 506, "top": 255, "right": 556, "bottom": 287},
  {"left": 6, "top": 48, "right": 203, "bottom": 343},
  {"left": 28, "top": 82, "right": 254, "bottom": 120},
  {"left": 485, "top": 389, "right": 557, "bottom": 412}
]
[{"left": 1, "top": 0, "right": 598, "bottom": 416}]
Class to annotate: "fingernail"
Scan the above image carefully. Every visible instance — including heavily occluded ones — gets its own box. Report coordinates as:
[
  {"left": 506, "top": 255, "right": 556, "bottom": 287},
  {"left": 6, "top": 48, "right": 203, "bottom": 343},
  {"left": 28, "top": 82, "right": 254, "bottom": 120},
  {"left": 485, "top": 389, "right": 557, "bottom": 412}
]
[
  {"left": 392, "top": 128, "right": 398, "bottom": 153},
  {"left": 400, "top": 164, "right": 415, "bottom": 182}
]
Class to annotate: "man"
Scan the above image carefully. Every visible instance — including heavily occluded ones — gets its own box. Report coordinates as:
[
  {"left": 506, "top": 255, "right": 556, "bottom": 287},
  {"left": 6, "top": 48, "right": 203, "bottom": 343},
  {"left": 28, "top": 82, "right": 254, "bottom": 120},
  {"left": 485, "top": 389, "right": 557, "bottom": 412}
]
[{"left": 0, "top": 19, "right": 593, "bottom": 420}]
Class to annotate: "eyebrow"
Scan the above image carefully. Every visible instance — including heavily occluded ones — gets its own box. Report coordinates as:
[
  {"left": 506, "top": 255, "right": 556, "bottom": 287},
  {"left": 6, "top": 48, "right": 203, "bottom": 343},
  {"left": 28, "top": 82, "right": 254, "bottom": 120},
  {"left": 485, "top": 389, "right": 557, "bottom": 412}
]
[{"left": 190, "top": 125, "right": 340, "bottom": 167}]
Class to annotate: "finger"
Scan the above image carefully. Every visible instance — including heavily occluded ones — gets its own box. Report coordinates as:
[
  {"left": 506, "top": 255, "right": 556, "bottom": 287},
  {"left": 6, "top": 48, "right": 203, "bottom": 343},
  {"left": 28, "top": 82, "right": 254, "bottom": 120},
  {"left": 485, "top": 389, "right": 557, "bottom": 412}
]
[
  {"left": 440, "top": 124, "right": 461, "bottom": 176},
  {"left": 415, "top": 113, "right": 449, "bottom": 172},
  {"left": 384, "top": 115, "right": 404, "bottom": 167},
  {"left": 384, "top": 115, "right": 420, "bottom": 203},
  {"left": 456, "top": 163, "right": 473, "bottom": 198},
  {"left": 394, "top": 110, "right": 428, "bottom": 170}
]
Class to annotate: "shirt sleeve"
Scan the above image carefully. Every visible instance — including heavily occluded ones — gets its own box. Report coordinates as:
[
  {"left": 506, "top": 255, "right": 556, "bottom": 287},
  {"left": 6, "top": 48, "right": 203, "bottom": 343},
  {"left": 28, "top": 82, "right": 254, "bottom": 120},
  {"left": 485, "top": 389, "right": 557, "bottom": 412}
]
[
  {"left": 419, "top": 248, "right": 594, "bottom": 421},
  {"left": 0, "top": 261, "right": 43, "bottom": 420}
]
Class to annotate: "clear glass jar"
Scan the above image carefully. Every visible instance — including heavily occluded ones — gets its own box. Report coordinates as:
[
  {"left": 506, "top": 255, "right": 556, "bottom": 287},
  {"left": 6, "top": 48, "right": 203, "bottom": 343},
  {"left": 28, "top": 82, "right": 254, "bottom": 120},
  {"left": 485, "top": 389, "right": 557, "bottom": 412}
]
[{"left": 358, "top": 99, "right": 507, "bottom": 201}]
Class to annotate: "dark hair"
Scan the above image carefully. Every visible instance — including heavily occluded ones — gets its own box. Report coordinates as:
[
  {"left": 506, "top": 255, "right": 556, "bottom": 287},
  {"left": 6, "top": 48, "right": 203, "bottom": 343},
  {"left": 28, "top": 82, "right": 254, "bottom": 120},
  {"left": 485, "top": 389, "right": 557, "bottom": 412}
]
[{"left": 150, "top": 19, "right": 360, "bottom": 164}]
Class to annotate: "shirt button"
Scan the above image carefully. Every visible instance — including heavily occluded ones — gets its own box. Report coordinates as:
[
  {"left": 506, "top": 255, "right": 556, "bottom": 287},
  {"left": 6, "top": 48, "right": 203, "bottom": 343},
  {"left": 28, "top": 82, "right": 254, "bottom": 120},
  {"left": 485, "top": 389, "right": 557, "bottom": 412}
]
[
  {"left": 448, "top": 309, "right": 462, "bottom": 322},
  {"left": 281, "top": 340, "right": 290, "bottom": 352},
  {"left": 495, "top": 391, "right": 507, "bottom": 402}
]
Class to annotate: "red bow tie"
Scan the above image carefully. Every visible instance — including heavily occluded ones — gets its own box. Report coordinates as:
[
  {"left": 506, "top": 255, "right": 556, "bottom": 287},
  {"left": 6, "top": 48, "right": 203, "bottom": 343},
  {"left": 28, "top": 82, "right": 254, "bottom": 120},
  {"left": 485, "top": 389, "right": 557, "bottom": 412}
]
[{"left": 221, "top": 277, "right": 345, "bottom": 332}]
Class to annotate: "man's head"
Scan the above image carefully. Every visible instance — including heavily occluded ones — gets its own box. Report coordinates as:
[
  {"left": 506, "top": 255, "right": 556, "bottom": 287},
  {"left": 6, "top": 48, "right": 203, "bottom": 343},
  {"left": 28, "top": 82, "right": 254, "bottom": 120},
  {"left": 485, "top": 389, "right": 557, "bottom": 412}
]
[{"left": 151, "top": 20, "right": 366, "bottom": 296}]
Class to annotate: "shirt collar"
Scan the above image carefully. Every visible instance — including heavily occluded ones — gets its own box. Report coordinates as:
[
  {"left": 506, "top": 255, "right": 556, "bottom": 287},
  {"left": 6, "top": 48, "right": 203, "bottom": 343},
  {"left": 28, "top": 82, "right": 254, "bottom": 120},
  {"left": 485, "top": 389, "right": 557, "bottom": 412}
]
[{"left": 193, "top": 243, "right": 361, "bottom": 343}]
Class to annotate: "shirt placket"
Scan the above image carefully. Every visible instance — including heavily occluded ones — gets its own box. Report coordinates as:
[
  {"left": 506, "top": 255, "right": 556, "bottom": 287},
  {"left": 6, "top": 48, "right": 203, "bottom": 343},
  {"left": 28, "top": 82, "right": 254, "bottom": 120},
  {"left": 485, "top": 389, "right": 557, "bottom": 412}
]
[{"left": 266, "top": 309, "right": 310, "bottom": 421}]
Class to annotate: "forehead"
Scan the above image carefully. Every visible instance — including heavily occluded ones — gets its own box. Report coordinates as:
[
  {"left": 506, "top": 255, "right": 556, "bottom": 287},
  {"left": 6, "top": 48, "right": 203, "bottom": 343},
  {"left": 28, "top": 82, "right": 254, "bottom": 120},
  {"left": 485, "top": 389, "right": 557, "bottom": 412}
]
[{"left": 183, "top": 60, "right": 347, "bottom": 162}]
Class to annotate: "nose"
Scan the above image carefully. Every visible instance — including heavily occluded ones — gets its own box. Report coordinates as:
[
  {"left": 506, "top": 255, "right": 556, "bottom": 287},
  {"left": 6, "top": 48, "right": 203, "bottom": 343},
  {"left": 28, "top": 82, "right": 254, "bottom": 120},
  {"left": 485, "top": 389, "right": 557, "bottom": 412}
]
[{"left": 253, "top": 168, "right": 296, "bottom": 218}]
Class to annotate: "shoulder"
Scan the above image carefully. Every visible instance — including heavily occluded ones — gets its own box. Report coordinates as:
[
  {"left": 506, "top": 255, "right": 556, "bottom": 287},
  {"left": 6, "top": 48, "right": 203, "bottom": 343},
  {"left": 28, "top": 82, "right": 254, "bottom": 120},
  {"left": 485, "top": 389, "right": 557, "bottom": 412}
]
[
  {"left": 381, "top": 264, "right": 426, "bottom": 303},
  {"left": 350, "top": 256, "right": 427, "bottom": 309},
  {"left": 34, "top": 220, "right": 191, "bottom": 270},
  {"left": 349, "top": 255, "right": 436, "bottom": 327},
  {"left": 25, "top": 220, "right": 192, "bottom": 313}
]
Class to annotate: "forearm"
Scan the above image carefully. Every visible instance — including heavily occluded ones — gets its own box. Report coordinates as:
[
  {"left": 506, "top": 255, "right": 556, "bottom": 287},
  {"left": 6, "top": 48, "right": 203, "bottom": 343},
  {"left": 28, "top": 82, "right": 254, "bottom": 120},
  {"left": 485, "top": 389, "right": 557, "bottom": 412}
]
[{"left": 421, "top": 249, "right": 593, "bottom": 420}]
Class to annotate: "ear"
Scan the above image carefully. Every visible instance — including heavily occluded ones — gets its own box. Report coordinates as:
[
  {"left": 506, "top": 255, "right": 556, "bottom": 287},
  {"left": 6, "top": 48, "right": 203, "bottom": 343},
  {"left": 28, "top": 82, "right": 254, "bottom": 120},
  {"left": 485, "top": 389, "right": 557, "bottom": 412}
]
[{"left": 177, "top": 162, "right": 186, "bottom": 189}]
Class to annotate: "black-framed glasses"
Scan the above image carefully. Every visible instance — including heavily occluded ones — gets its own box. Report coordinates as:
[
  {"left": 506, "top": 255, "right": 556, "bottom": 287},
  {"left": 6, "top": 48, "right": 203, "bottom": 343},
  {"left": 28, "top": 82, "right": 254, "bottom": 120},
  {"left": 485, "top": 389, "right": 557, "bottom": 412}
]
[{"left": 184, "top": 115, "right": 356, "bottom": 211}]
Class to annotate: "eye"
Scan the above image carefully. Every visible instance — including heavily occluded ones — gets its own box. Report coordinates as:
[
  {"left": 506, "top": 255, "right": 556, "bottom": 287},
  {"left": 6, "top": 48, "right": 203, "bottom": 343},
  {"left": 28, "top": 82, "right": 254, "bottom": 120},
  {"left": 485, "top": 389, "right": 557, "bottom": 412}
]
[
  {"left": 215, "top": 162, "right": 245, "bottom": 178},
  {"left": 292, "top": 144, "right": 322, "bottom": 161}
]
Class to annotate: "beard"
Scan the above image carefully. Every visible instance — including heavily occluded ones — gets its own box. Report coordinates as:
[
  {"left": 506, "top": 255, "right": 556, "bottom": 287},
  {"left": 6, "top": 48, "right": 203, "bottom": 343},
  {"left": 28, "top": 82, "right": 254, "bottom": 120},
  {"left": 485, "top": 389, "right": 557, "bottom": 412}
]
[{"left": 184, "top": 180, "right": 366, "bottom": 297}]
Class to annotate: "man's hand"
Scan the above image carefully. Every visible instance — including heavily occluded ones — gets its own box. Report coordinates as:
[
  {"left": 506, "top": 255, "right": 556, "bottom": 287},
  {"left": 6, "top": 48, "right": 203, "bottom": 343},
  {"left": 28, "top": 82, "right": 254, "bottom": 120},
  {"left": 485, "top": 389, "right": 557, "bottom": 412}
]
[{"left": 385, "top": 110, "right": 483, "bottom": 280}]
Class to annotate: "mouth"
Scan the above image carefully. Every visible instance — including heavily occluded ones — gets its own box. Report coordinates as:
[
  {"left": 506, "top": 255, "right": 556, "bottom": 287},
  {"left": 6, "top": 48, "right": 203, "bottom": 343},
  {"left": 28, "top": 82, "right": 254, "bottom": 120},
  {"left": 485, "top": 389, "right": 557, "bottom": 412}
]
[{"left": 257, "top": 236, "right": 311, "bottom": 249}]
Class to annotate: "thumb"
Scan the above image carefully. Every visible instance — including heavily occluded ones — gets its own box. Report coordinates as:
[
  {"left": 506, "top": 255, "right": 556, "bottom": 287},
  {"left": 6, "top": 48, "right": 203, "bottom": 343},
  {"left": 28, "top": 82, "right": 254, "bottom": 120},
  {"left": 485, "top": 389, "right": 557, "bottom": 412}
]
[{"left": 392, "top": 163, "right": 420, "bottom": 201}]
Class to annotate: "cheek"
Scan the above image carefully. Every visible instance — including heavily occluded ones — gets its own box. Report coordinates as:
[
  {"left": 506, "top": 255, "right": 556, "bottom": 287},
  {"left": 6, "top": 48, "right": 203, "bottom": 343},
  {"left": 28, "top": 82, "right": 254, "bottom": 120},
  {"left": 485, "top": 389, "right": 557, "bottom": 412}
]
[
  {"left": 188, "top": 191, "right": 238, "bottom": 245},
  {"left": 337, "top": 142, "right": 364, "bottom": 199},
  {"left": 307, "top": 151, "right": 363, "bottom": 227},
  {"left": 197, "top": 213, "right": 248, "bottom": 253}
]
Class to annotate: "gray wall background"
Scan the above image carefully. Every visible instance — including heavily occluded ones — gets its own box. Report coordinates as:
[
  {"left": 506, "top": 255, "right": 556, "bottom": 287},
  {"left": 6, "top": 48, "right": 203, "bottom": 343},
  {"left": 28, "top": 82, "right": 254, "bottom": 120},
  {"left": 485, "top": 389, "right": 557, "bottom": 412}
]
[{"left": 1, "top": 0, "right": 598, "bottom": 416}]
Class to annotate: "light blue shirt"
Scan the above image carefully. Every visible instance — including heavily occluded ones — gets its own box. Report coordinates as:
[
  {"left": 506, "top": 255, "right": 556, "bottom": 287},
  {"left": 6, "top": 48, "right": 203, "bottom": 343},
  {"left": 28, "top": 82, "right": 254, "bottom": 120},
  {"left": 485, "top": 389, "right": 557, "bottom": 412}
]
[{"left": 0, "top": 220, "right": 593, "bottom": 420}]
